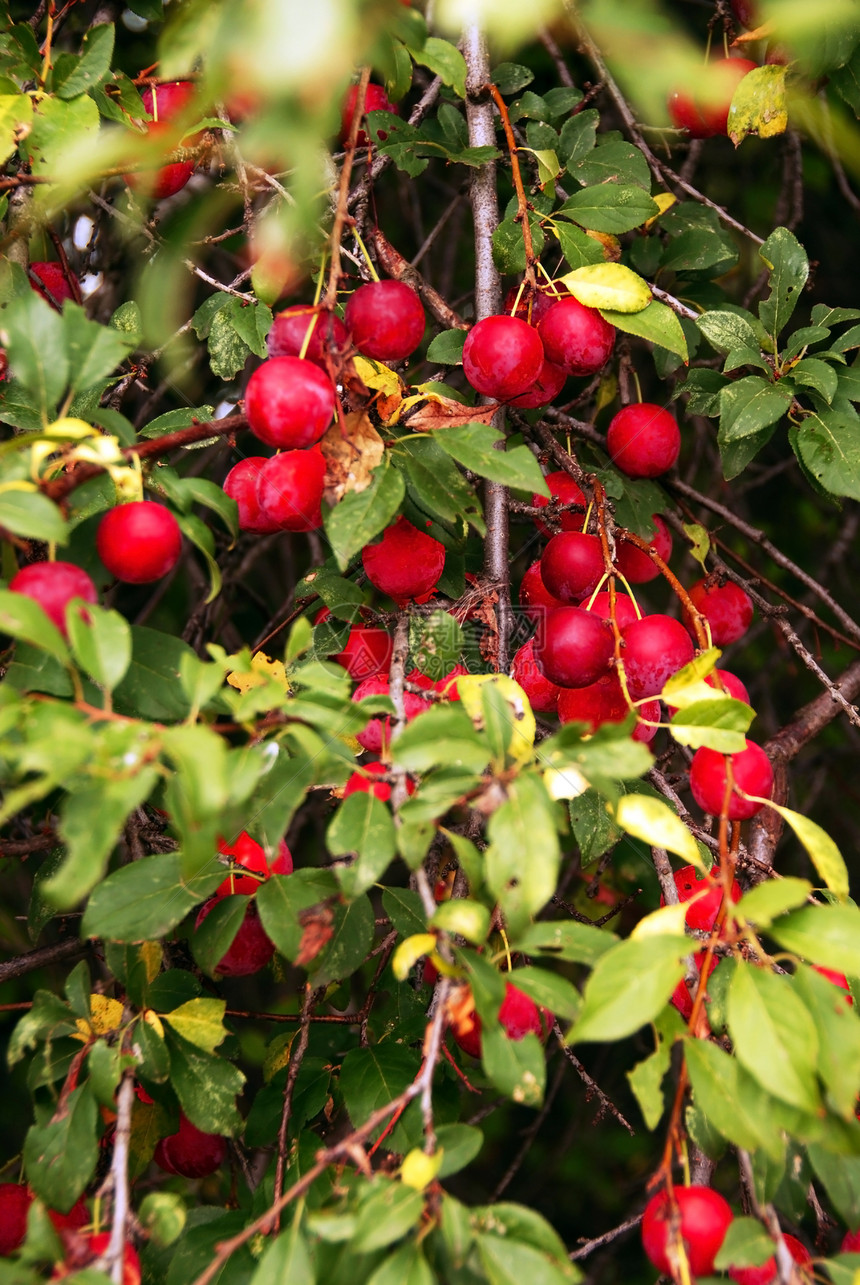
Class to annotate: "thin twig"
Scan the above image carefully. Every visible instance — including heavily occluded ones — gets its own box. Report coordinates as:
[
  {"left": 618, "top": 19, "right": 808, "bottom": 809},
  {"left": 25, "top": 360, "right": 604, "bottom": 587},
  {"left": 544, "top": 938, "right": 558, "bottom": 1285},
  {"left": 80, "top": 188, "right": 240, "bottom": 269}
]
[{"left": 553, "top": 1023, "right": 635, "bottom": 1135}]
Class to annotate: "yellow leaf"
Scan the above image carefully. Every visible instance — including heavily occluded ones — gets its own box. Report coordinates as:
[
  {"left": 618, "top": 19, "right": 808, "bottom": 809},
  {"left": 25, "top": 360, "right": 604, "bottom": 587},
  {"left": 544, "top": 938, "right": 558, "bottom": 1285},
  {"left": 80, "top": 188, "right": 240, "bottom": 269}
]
[
  {"left": 661, "top": 649, "right": 722, "bottom": 708},
  {"left": 227, "top": 651, "right": 289, "bottom": 695},
  {"left": 615, "top": 795, "right": 705, "bottom": 869},
  {"left": 75, "top": 994, "right": 124, "bottom": 1041},
  {"left": 631, "top": 902, "right": 690, "bottom": 939},
  {"left": 162, "top": 998, "right": 228, "bottom": 1054},
  {"left": 560, "top": 263, "right": 652, "bottom": 314},
  {"left": 143, "top": 1009, "right": 165, "bottom": 1039},
  {"left": 392, "top": 933, "right": 438, "bottom": 982},
  {"left": 401, "top": 1147, "right": 444, "bottom": 1190},
  {"left": 456, "top": 674, "right": 536, "bottom": 765},
  {"left": 764, "top": 804, "right": 849, "bottom": 900},
  {"left": 353, "top": 355, "right": 404, "bottom": 398},
  {"left": 644, "top": 192, "right": 677, "bottom": 228},
  {"left": 728, "top": 64, "right": 787, "bottom": 147}
]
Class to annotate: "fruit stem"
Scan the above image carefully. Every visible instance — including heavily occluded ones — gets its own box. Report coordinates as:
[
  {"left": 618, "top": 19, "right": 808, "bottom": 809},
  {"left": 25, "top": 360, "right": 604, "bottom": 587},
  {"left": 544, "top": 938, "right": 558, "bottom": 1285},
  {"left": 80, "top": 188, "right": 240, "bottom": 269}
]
[
  {"left": 351, "top": 224, "right": 380, "bottom": 283},
  {"left": 487, "top": 83, "right": 538, "bottom": 290},
  {"left": 323, "top": 66, "right": 371, "bottom": 310}
]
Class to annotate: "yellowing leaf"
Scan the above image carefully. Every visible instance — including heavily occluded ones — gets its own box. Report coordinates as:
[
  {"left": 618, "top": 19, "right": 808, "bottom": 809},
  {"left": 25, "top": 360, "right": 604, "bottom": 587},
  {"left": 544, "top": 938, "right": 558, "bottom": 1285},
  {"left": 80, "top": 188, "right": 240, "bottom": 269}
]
[
  {"left": 728, "top": 64, "right": 787, "bottom": 147},
  {"left": 615, "top": 795, "right": 704, "bottom": 869},
  {"left": 162, "top": 998, "right": 228, "bottom": 1053},
  {"left": 765, "top": 803, "right": 849, "bottom": 900},
  {"left": 353, "top": 355, "right": 404, "bottom": 399},
  {"left": 227, "top": 651, "right": 289, "bottom": 695},
  {"left": 560, "top": 262, "right": 651, "bottom": 314},
  {"left": 393, "top": 933, "right": 438, "bottom": 981},
  {"left": 631, "top": 901, "right": 690, "bottom": 939},
  {"left": 75, "top": 994, "right": 124, "bottom": 1041},
  {"left": 543, "top": 764, "right": 590, "bottom": 800},
  {"left": 143, "top": 1009, "right": 165, "bottom": 1039},
  {"left": 684, "top": 522, "right": 711, "bottom": 569},
  {"left": 644, "top": 192, "right": 677, "bottom": 228},
  {"left": 401, "top": 1147, "right": 444, "bottom": 1189},
  {"left": 457, "top": 673, "right": 536, "bottom": 765},
  {"left": 661, "top": 648, "right": 722, "bottom": 707},
  {"left": 44, "top": 417, "right": 99, "bottom": 440}
]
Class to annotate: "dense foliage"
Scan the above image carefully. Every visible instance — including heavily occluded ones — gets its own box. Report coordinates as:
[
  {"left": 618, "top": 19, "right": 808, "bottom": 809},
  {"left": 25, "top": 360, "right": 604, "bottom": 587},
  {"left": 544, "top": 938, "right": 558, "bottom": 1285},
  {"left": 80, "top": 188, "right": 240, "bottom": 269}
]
[{"left": 1, "top": 1, "right": 860, "bottom": 1283}]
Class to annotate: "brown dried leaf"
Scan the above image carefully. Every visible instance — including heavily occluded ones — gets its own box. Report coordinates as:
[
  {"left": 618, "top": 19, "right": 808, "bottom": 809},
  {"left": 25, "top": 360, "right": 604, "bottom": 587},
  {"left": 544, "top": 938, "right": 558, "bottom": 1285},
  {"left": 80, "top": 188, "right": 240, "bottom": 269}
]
[
  {"left": 445, "top": 982, "right": 477, "bottom": 1042},
  {"left": 295, "top": 904, "right": 335, "bottom": 967},
  {"left": 400, "top": 396, "right": 500, "bottom": 432},
  {"left": 320, "top": 412, "right": 385, "bottom": 505}
]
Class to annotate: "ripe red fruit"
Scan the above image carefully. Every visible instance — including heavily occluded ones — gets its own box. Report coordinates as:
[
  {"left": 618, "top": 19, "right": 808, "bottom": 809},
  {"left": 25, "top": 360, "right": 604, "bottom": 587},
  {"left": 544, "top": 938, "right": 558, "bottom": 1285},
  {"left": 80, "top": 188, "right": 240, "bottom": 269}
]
[
  {"left": 614, "top": 516, "right": 673, "bottom": 584},
  {"left": 503, "top": 283, "right": 563, "bottom": 326},
  {"left": 462, "top": 315, "right": 545, "bottom": 401},
  {"left": 153, "top": 1112, "right": 227, "bottom": 1178},
  {"left": 342, "top": 761, "right": 416, "bottom": 802},
  {"left": 841, "top": 1228, "right": 860, "bottom": 1253},
  {"left": 508, "top": 357, "right": 567, "bottom": 409},
  {"left": 344, "top": 280, "right": 425, "bottom": 363},
  {"left": 541, "top": 531, "right": 605, "bottom": 603},
  {"left": 731, "top": 0, "right": 759, "bottom": 29},
  {"left": 814, "top": 965, "right": 853, "bottom": 1003},
  {"left": 136, "top": 81, "right": 197, "bottom": 199},
  {"left": 195, "top": 897, "right": 276, "bottom": 976},
  {"left": 536, "top": 296, "right": 615, "bottom": 376},
  {"left": 216, "top": 830, "right": 292, "bottom": 897},
  {"left": 0, "top": 1184, "right": 89, "bottom": 1256},
  {"left": 96, "top": 502, "right": 182, "bottom": 584},
  {"left": 53, "top": 1232, "right": 141, "bottom": 1285},
  {"left": 668, "top": 58, "right": 758, "bottom": 139},
  {"left": 622, "top": 614, "right": 695, "bottom": 700},
  {"left": 29, "top": 261, "right": 78, "bottom": 309},
  {"left": 315, "top": 607, "right": 394, "bottom": 681},
  {"left": 519, "top": 559, "right": 564, "bottom": 621},
  {"left": 256, "top": 447, "right": 326, "bottom": 532},
  {"left": 361, "top": 516, "right": 445, "bottom": 604},
  {"left": 532, "top": 471, "right": 586, "bottom": 536},
  {"left": 266, "top": 304, "right": 349, "bottom": 368},
  {"left": 533, "top": 606, "right": 615, "bottom": 689},
  {"left": 223, "top": 457, "right": 282, "bottom": 533},
  {"left": 728, "top": 1233, "right": 812, "bottom": 1285},
  {"left": 453, "top": 980, "right": 552, "bottom": 1059},
  {"left": 670, "top": 951, "right": 719, "bottom": 1022},
  {"left": 641, "top": 1185, "right": 733, "bottom": 1278},
  {"left": 689, "top": 740, "right": 774, "bottom": 820},
  {"left": 557, "top": 672, "right": 659, "bottom": 742},
  {"left": 341, "top": 82, "right": 398, "bottom": 147},
  {"left": 511, "top": 637, "right": 562, "bottom": 714},
  {"left": 663, "top": 865, "right": 742, "bottom": 932},
  {"left": 584, "top": 591, "right": 639, "bottom": 630},
  {"left": 606, "top": 403, "right": 681, "bottom": 478},
  {"left": 9, "top": 561, "right": 98, "bottom": 639},
  {"left": 686, "top": 577, "right": 754, "bottom": 646},
  {"left": 707, "top": 669, "right": 751, "bottom": 705},
  {"left": 352, "top": 674, "right": 431, "bottom": 753},
  {"left": 245, "top": 356, "right": 336, "bottom": 449}
]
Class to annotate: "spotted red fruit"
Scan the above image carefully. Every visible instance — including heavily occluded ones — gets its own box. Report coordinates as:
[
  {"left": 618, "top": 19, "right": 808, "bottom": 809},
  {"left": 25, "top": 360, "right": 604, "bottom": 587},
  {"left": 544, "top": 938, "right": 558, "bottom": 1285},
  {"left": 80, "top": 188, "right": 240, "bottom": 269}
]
[
  {"left": 153, "top": 1112, "right": 227, "bottom": 1178},
  {"left": 663, "top": 865, "right": 742, "bottom": 932},
  {"left": 540, "top": 532, "right": 605, "bottom": 603},
  {"left": 520, "top": 559, "right": 564, "bottom": 621},
  {"left": 341, "top": 82, "right": 398, "bottom": 146},
  {"left": 352, "top": 674, "right": 431, "bottom": 753},
  {"left": 361, "top": 515, "right": 445, "bottom": 604},
  {"left": 606, "top": 403, "right": 681, "bottom": 478},
  {"left": 246, "top": 356, "right": 336, "bottom": 449},
  {"left": 223, "top": 457, "right": 282, "bottom": 533},
  {"left": 29, "top": 262, "right": 78, "bottom": 309},
  {"left": 53, "top": 1232, "right": 141, "bottom": 1285},
  {"left": 670, "top": 951, "right": 719, "bottom": 1021},
  {"left": 453, "top": 981, "right": 552, "bottom": 1059},
  {"left": 96, "top": 501, "right": 182, "bottom": 584},
  {"left": 686, "top": 577, "right": 754, "bottom": 646},
  {"left": 584, "top": 591, "right": 639, "bottom": 630},
  {"left": 728, "top": 1233, "right": 812, "bottom": 1285},
  {"left": 511, "top": 637, "right": 562, "bottom": 714},
  {"left": 536, "top": 296, "right": 615, "bottom": 376},
  {"left": 462, "top": 315, "right": 545, "bottom": 401},
  {"left": 195, "top": 896, "right": 276, "bottom": 976},
  {"left": 557, "top": 673, "right": 659, "bottom": 743},
  {"left": 533, "top": 606, "right": 614, "bottom": 689},
  {"left": 266, "top": 304, "right": 349, "bottom": 369},
  {"left": 668, "top": 58, "right": 759, "bottom": 139},
  {"left": 532, "top": 471, "right": 586, "bottom": 535},
  {"left": 216, "top": 830, "right": 292, "bottom": 897},
  {"left": 815, "top": 965, "right": 853, "bottom": 1003},
  {"left": 508, "top": 357, "right": 567, "bottom": 409},
  {"left": 344, "top": 280, "right": 425, "bottom": 363},
  {"left": 621, "top": 614, "right": 695, "bottom": 700},
  {"left": 9, "top": 561, "right": 98, "bottom": 639},
  {"left": 256, "top": 446, "right": 326, "bottom": 531},
  {"left": 137, "top": 80, "right": 197, "bottom": 198},
  {"left": 690, "top": 739, "right": 774, "bottom": 820},
  {"left": 641, "top": 1185, "right": 733, "bottom": 1279},
  {"left": 615, "top": 516, "right": 673, "bottom": 584}
]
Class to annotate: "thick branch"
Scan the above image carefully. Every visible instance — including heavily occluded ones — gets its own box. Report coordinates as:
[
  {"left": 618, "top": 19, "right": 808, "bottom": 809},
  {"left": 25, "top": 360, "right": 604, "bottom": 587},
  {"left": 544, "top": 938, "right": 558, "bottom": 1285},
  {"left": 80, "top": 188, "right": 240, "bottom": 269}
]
[{"left": 0, "top": 937, "right": 89, "bottom": 985}]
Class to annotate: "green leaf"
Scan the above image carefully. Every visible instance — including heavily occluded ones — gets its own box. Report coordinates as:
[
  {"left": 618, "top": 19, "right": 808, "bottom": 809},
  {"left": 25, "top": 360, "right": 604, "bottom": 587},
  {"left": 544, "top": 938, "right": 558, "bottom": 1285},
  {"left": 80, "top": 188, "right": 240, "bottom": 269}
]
[
  {"left": 0, "top": 93, "right": 33, "bottom": 166},
  {"left": 569, "top": 936, "right": 689, "bottom": 1044},
  {"left": 339, "top": 1043, "right": 420, "bottom": 1129},
  {"left": 138, "top": 405, "right": 216, "bottom": 440},
  {"left": 251, "top": 1223, "right": 315, "bottom": 1285},
  {"left": 328, "top": 791, "right": 397, "bottom": 897},
  {"left": 430, "top": 899, "right": 491, "bottom": 945},
  {"left": 511, "top": 919, "right": 617, "bottom": 966},
  {"left": 80, "top": 853, "right": 223, "bottom": 942},
  {"left": 2, "top": 290, "right": 67, "bottom": 421},
  {"left": 697, "top": 309, "right": 761, "bottom": 356},
  {"left": 769, "top": 903, "right": 860, "bottom": 975},
  {"left": 28, "top": 93, "right": 100, "bottom": 211},
  {"left": 243, "top": 749, "right": 316, "bottom": 855},
  {"left": 190, "top": 893, "right": 246, "bottom": 977},
  {"left": 792, "top": 965, "right": 860, "bottom": 1117},
  {"left": 0, "top": 588, "right": 71, "bottom": 665},
  {"left": 758, "top": 227, "right": 809, "bottom": 340},
  {"left": 482, "top": 1026, "right": 546, "bottom": 1107},
  {"left": 506, "top": 965, "right": 581, "bottom": 1021},
  {"left": 325, "top": 457, "right": 405, "bottom": 571},
  {"left": 0, "top": 489, "right": 69, "bottom": 544},
  {"left": 560, "top": 262, "right": 651, "bottom": 313},
  {"left": 256, "top": 869, "right": 338, "bottom": 961},
  {"left": 408, "top": 36, "right": 466, "bottom": 96},
  {"left": 111, "top": 626, "right": 197, "bottom": 722},
  {"left": 426, "top": 328, "right": 466, "bottom": 364},
  {"left": 626, "top": 1010, "right": 682, "bottom": 1130},
  {"left": 353, "top": 1183, "right": 426, "bottom": 1252},
  {"left": 735, "top": 877, "right": 812, "bottom": 927},
  {"left": 409, "top": 609, "right": 464, "bottom": 681},
  {"left": 23, "top": 1084, "right": 99, "bottom": 1213},
  {"left": 572, "top": 139, "right": 651, "bottom": 189},
  {"left": 436, "top": 1123, "right": 484, "bottom": 1178},
  {"left": 668, "top": 697, "right": 754, "bottom": 753},
  {"left": 485, "top": 775, "right": 560, "bottom": 930},
  {"left": 714, "top": 1217, "right": 779, "bottom": 1271},
  {"left": 549, "top": 220, "right": 605, "bottom": 270},
  {"left": 53, "top": 23, "right": 114, "bottom": 99},
  {"left": 309, "top": 894, "right": 375, "bottom": 986},
  {"left": 139, "top": 1192, "right": 187, "bottom": 1249},
  {"left": 492, "top": 214, "right": 546, "bottom": 274},
  {"left": 492, "top": 63, "right": 535, "bottom": 95},
  {"left": 65, "top": 601, "right": 131, "bottom": 692},
  {"left": 558, "top": 109, "right": 598, "bottom": 166},
  {"left": 207, "top": 304, "right": 254, "bottom": 378},
  {"left": 392, "top": 703, "right": 488, "bottom": 774},
  {"left": 599, "top": 299, "right": 689, "bottom": 363},
  {"left": 433, "top": 423, "right": 549, "bottom": 494},
  {"left": 558, "top": 185, "right": 658, "bottom": 233},
  {"left": 684, "top": 1036, "right": 783, "bottom": 1158},
  {"left": 719, "top": 375, "right": 793, "bottom": 442},
  {"left": 727, "top": 962, "right": 820, "bottom": 1113},
  {"left": 791, "top": 356, "right": 838, "bottom": 404},
  {"left": 789, "top": 409, "right": 860, "bottom": 501},
  {"left": 164, "top": 1027, "right": 244, "bottom": 1135},
  {"left": 808, "top": 1144, "right": 860, "bottom": 1227}
]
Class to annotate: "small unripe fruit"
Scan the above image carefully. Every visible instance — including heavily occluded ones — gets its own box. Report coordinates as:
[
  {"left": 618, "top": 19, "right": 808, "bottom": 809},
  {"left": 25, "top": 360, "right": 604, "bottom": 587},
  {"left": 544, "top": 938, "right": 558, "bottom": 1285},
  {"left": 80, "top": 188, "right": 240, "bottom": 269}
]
[
  {"left": 686, "top": 577, "right": 754, "bottom": 646},
  {"left": 622, "top": 614, "right": 695, "bottom": 700},
  {"left": 533, "top": 606, "right": 615, "bottom": 689},
  {"left": 361, "top": 515, "right": 445, "bottom": 604},
  {"left": 96, "top": 502, "right": 183, "bottom": 584},
  {"left": 154, "top": 1112, "right": 227, "bottom": 1178},
  {"left": 216, "top": 830, "right": 292, "bottom": 897},
  {"left": 532, "top": 471, "right": 586, "bottom": 535},
  {"left": 344, "top": 280, "right": 425, "bottom": 363},
  {"left": 195, "top": 897, "right": 276, "bottom": 976},
  {"left": 453, "top": 980, "right": 551, "bottom": 1059},
  {"left": 245, "top": 356, "right": 336, "bottom": 449},
  {"left": 223, "top": 457, "right": 282, "bottom": 533},
  {"left": 728, "top": 1233, "right": 812, "bottom": 1285},
  {"left": 511, "top": 637, "right": 561, "bottom": 714},
  {"left": 9, "top": 561, "right": 98, "bottom": 639},
  {"left": 614, "top": 516, "right": 673, "bottom": 583},
  {"left": 641, "top": 1185, "right": 733, "bottom": 1279},
  {"left": 541, "top": 532, "right": 605, "bottom": 603},
  {"left": 462, "top": 315, "right": 545, "bottom": 401},
  {"left": 689, "top": 740, "right": 774, "bottom": 820},
  {"left": 606, "top": 403, "right": 680, "bottom": 478},
  {"left": 267, "top": 304, "right": 348, "bottom": 368},
  {"left": 256, "top": 447, "right": 326, "bottom": 532},
  {"left": 537, "top": 296, "right": 615, "bottom": 376}
]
